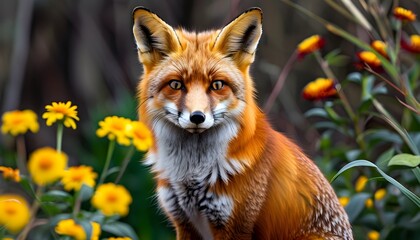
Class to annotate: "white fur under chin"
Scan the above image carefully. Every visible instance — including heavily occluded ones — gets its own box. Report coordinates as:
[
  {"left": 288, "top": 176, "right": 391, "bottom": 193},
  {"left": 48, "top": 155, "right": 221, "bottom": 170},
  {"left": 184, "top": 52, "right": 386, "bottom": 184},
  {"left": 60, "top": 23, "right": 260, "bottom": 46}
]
[{"left": 145, "top": 118, "right": 244, "bottom": 185}]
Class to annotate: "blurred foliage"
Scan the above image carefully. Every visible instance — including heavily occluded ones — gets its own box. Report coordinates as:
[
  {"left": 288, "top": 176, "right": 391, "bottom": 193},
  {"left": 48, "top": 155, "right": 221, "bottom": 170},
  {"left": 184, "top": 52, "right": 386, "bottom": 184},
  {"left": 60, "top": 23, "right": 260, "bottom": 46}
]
[
  {"left": 276, "top": 1, "right": 420, "bottom": 239},
  {"left": 0, "top": 0, "right": 419, "bottom": 239}
]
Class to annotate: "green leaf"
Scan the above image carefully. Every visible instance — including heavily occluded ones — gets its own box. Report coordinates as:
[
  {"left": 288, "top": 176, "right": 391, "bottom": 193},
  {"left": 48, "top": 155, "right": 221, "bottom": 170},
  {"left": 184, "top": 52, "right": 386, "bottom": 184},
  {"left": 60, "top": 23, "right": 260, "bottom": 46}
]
[
  {"left": 371, "top": 84, "right": 388, "bottom": 96},
  {"left": 79, "top": 184, "right": 94, "bottom": 202},
  {"left": 19, "top": 175, "right": 36, "bottom": 198},
  {"left": 41, "top": 190, "right": 73, "bottom": 203},
  {"left": 372, "top": 99, "right": 420, "bottom": 155},
  {"left": 331, "top": 160, "right": 420, "bottom": 208},
  {"left": 345, "top": 149, "right": 361, "bottom": 162},
  {"left": 363, "top": 129, "right": 402, "bottom": 145},
  {"left": 325, "top": 102, "right": 346, "bottom": 124},
  {"left": 77, "top": 220, "right": 92, "bottom": 240},
  {"left": 346, "top": 72, "right": 362, "bottom": 83},
  {"left": 48, "top": 213, "right": 72, "bottom": 227},
  {"left": 304, "top": 108, "right": 328, "bottom": 118},
  {"left": 102, "top": 222, "right": 139, "bottom": 240},
  {"left": 106, "top": 166, "right": 121, "bottom": 178},
  {"left": 412, "top": 167, "right": 420, "bottom": 183},
  {"left": 345, "top": 193, "right": 371, "bottom": 222},
  {"left": 376, "top": 148, "right": 395, "bottom": 170},
  {"left": 361, "top": 75, "right": 375, "bottom": 101},
  {"left": 388, "top": 153, "right": 420, "bottom": 168},
  {"left": 325, "top": 49, "right": 350, "bottom": 67}
]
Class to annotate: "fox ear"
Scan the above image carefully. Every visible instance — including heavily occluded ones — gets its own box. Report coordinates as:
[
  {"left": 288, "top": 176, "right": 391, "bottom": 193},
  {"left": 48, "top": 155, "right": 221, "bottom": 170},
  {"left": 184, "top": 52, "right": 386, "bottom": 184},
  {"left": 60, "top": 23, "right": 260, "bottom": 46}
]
[
  {"left": 132, "top": 7, "right": 182, "bottom": 70},
  {"left": 213, "top": 8, "right": 263, "bottom": 66}
]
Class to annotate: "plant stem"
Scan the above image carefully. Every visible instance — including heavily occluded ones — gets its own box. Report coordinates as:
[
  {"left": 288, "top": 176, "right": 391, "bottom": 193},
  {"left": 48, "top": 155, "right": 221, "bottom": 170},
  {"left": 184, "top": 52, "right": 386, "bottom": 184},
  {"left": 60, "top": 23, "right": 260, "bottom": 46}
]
[
  {"left": 115, "top": 145, "right": 135, "bottom": 184},
  {"left": 98, "top": 140, "right": 116, "bottom": 186},
  {"left": 56, "top": 123, "right": 64, "bottom": 153},
  {"left": 72, "top": 190, "right": 81, "bottom": 217},
  {"left": 314, "top": 51, "right": 367, "bottom": 152},
  {"left": 16, "top": 135, "right": 27, "bottom": 175},
  {"left": 313, "top": 51, "right": 356, "bottom": 120},
  {"left": 18, "top": 187, "right": 43, "bottom": 240},
  {"left": 263, "top": 51, "right": 297, "bottom": 113}
]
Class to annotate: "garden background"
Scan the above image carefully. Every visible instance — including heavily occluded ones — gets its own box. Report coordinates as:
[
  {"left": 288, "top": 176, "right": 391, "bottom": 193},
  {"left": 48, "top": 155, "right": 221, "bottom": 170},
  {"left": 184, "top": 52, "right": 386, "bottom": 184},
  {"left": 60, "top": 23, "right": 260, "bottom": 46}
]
[{"left": 0, "top": 0, "right": 419, "bottom": 239}]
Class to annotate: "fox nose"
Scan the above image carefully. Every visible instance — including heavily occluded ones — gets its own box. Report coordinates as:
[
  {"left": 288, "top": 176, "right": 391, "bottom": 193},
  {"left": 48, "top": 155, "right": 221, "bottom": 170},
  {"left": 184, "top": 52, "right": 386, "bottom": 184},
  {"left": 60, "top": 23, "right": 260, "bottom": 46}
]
[{"left": 190, "top": 111, "right": 206, "bottom": 125}]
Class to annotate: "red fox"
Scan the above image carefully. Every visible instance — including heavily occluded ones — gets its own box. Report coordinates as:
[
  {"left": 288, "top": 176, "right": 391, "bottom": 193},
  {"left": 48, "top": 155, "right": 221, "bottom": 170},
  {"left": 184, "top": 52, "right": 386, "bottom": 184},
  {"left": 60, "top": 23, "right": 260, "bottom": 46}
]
[{"left": 132, "top": 7, "right": 352, "bottom": 240}]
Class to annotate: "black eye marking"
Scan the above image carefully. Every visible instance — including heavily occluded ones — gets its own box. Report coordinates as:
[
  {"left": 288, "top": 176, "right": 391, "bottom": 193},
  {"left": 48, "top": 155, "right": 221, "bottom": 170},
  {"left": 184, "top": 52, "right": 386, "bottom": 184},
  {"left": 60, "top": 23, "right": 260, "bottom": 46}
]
[
  {"left": 169, "top": 80, "right": 183, "bottom": 90},
  {"left": 211, "top": 80, "right": 224, "bottom": 90}
]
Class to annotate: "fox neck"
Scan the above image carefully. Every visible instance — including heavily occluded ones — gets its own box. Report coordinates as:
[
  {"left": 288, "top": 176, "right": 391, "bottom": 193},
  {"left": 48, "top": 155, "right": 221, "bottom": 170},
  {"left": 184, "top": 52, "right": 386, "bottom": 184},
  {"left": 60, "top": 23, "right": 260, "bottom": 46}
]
[{"left": 146, "top": 100, "right": 262, "bottom": 185}]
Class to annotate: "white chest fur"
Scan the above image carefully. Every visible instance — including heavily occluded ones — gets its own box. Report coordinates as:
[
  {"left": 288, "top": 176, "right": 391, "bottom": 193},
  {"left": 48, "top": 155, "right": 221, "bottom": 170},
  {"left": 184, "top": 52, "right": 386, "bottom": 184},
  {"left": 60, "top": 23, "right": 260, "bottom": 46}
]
[{"left": 146, "top": 121, "right": 242, "bottom": 237}]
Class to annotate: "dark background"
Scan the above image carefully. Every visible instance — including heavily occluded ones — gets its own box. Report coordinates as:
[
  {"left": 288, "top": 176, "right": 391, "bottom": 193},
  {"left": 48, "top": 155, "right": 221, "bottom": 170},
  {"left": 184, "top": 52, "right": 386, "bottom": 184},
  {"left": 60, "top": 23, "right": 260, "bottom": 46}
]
[{"left": 0, "top": 0, "right": 418, "bottom": 239}]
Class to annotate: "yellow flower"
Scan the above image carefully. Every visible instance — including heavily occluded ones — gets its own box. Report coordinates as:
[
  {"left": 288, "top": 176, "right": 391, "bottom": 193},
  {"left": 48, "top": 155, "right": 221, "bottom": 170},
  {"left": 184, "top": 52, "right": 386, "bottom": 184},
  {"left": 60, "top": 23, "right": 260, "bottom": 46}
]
[
  {"left": 371, "top": 40, "right": 388, "bottom": 57},
  {"left": 393, "top": 7, "right": 416, "bottom": 22},
  {"left": 338, "top": 196, "right": 350, "bottom": 207},
  {"left": 0, "top": 167, "right": 20, "bottom": 182},
  {"left": 55, "top": 219, "right": 101, "bottom": 240},
  {"left": 61, "top": 166, "right": 98, "bottom": 191},
  {"left": 355, "top": 176, "right": 368, "bottom": 192},
  {"left": 0, "top": 194, "right": 30, "bottom": 233},
  {"left": 128, "top": 121, "right": 153, "bottom": 152},
  {"left": 3, "top": 237, "right": 14, "bottom": 240},
  {"left": 302, "top": 78, "right": 337, "bottom": 101},
  {"left": 92, "top": 183, "right": 132, "bottom": 216},
  {"left": 1, "top": 110, "right": 39, "bottom": 136},
  {"left": 367, "top": 230, "right": 380, "bottom": 240},
  {"left": 42, "top": 101, "right": 79, "bottom": 129},
  {"left": 357, "top": 51, "right": 381, "bottom": 69},
  {"left": 297, "top": 35, "right": 325, "bottom": 57},
  {"left": 374, "top": 188, "right": 386, "bottom": 201},
  {"left": 402, "top": 35, "right": 420, "bottom": 54},
  {"left": 28, "top": 147, "right": 67, "bottom": 186},
  {"left": 365, "top": 198, "right": 374, "bottom": 208},
  {"left": 96, "top": 116, "right": 132, "bottom": 146},
  {"left": 108, "top": 238, "right": 132, "bottom": 240}
]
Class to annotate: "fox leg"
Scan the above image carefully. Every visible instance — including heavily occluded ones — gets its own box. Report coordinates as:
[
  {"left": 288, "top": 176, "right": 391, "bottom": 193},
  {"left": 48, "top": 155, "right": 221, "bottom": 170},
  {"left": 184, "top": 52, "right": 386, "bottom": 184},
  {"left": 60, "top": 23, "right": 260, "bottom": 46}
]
[{"left": 174, "top": 221, "right": 203, "bottom": 240}]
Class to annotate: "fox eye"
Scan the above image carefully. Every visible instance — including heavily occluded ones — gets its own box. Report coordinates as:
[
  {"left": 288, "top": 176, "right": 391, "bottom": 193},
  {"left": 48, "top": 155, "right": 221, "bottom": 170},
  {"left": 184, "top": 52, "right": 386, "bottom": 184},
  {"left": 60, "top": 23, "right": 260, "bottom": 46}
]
[
  {"left": 211, "top": 80, "right": 224, "bottom": 90},
  {"left": 169, "top": 80, "right": 183, "bottom": 90}
]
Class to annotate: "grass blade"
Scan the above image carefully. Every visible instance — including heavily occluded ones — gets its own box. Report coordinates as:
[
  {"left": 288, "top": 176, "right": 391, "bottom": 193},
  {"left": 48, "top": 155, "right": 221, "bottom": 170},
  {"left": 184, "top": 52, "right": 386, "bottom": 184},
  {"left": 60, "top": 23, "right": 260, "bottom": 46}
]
[{"left": 331, "top": 160, "right": 420, "bottom": 208}]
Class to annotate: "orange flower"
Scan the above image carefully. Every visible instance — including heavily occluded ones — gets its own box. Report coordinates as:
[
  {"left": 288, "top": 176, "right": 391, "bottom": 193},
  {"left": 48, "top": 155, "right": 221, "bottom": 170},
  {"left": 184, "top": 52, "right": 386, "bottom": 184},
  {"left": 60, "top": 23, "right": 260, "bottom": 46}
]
[
  {"left": 0, "top": 167, "right": 20, "bottom": 182},
  {"left": 402, "top": 34, "right": 420, "bottom": 54},
  {"left": 0, "top": 194, "right": 31, "bottom": 233},
  {"left": 393, "top": 7, "right": 416, "bottom": 22},
  {"left": 338, "top": 196, "right": 350, "bottom": 207},
  {"left": 367, "top": 230, "right": 380, "bottom": 240},
  {"left": 1, "top": 110, "right": 39, "bottom": 136},
  {"left": 302, "top": 78, "right": 337, "bottom": 101},
  {"left": 356, "top": 51, "right": 382, "bottom": 71},
  {"left": 297, "top": 35, "right": 325, "bottom": 58},
  {"left": 371, "top": 40, "right": 388, "bottom": 57}
]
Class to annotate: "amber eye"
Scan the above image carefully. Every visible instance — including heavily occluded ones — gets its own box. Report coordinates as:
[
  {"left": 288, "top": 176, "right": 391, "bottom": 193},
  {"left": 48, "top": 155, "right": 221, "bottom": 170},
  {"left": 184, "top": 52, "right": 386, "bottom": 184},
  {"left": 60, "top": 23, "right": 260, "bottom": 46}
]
[
  {"left": 169, "top": 80, "right": 183, "bottom": 90},
  {"left": 211, "top": 80, "right": 224, "bottom": 90}
]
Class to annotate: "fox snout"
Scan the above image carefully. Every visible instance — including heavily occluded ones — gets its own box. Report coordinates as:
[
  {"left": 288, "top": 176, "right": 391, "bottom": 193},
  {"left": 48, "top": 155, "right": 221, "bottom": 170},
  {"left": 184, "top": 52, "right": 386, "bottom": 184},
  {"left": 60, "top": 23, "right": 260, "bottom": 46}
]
[{"left": 190, "top": 111, "right": 206, "bottom": 124}]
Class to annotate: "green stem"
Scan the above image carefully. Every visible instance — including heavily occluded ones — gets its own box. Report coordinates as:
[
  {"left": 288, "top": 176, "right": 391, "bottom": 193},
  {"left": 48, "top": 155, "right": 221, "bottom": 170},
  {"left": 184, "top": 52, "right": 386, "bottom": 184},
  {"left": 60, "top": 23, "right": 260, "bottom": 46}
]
[
  {"left": 114, "top": 145, "right": 135, "bottom": 184},
  {"left": 314, "top": 51, "right": 356, "bottom": 120},
  {"left": 72, "top": 190, "right": 81, "bottom": 218},
  {"left": 16, "top": 135, "right": 27, "bottom": 175},
  {"left": 56, "top": 123, "right": 64, "bottom": 153},
  {"left": 314, "top": 51, "right": 367, "bottom": 153},
  {"left": 17, "top": 187, "right": 43, "bottom": 240},
  {"left": 98, "top": 140, "right": 116, "bottom": 186},
  {"left": 393, "top": 21, "right": 402, "bottom": 67}
]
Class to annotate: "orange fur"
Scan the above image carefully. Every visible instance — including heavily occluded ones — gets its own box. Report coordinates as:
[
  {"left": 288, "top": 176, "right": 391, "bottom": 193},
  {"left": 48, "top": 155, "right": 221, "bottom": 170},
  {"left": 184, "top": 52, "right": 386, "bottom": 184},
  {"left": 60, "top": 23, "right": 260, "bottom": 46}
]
[{"left": 133, "top": 7, "right": 352, "bottom": 240}]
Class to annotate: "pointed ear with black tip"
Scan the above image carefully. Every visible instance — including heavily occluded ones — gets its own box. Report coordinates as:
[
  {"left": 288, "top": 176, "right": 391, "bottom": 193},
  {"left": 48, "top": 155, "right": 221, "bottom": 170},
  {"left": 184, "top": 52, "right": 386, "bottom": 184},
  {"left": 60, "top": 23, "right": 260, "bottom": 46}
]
[
  {"left": 132, "top": 7, "right": 182, "bottom": 71},
  {"left": 213, "top": 8, "right": 263, "bottom": 68}
]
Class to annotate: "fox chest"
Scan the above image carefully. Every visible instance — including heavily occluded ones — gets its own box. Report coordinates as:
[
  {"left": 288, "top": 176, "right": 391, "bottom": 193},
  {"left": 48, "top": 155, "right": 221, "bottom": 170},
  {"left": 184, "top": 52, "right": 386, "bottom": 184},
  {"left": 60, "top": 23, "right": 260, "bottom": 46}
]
[{"left": 157, "top": 181, "right": 234, "bottom": 229}]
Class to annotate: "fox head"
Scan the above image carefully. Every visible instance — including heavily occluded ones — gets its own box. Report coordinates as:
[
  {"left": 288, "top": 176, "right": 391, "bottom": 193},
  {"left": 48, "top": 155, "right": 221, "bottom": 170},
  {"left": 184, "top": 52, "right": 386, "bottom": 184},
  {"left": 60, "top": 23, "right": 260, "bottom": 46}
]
[{"left": 133, "top": 7, "right": 262, "bottom": 135}]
